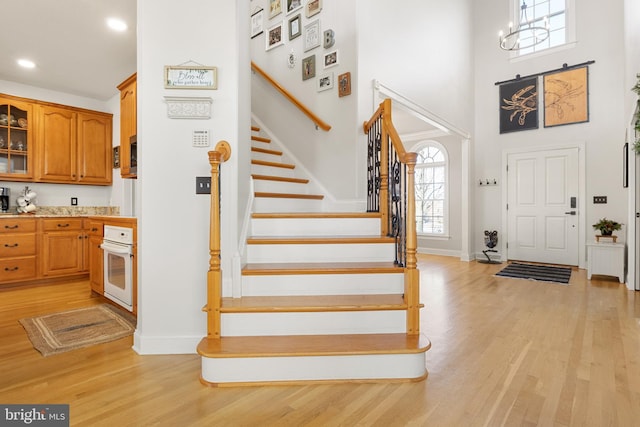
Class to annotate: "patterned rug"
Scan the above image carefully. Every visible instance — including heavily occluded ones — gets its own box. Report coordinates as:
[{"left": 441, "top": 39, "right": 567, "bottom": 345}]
[
  {"left": 19, "top": 304, "right": 136, "bottom": 357},
  {"left": 495, "top": 263, "right": 572, "bottom": 284}
]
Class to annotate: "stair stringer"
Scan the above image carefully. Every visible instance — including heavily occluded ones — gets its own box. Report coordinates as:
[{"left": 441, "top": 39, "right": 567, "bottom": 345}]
[{"left": 251, "top": 114, "right": 366, "bottom": 212}]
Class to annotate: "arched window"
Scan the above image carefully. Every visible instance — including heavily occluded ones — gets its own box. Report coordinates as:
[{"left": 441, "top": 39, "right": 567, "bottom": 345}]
[{"left": 413, "top": 142, "right": 448, "bottom": 236}]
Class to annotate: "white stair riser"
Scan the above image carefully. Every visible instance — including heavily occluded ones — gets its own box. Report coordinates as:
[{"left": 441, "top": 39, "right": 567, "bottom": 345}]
[
  {"left": 251, "top": 151, "right": 282, "bottom": 162},
  {"left": 201, "top": 353, "right": 427, "bottom": 384},
  {"left": 247, "top": 242, "right": 396, "bottom": 263},
  {"left": 253, "top": 180, "right": 310, "bottom": 194},
  {"left": 251, "top": 217, "right": 381, "bottom": 236},
  {"left": 253, "top": 197, "right": 324, "bottom": 213},
  {"left": 221, "top": 311, "right": 406, "bottom": 336},
  {"left": 251, "top": 164, "right": 295, "bottom": 177},
  {"left": 242, "top": 273, "right": 404, "bottom": 296}
]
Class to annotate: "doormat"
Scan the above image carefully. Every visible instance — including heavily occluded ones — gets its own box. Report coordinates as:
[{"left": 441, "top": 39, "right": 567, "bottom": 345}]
[
  {"left": 495, "top": 263, "right": 572, "bottom": 284},
  {"left": 19, "top": 304, "right": 136, "bottom": 357}
]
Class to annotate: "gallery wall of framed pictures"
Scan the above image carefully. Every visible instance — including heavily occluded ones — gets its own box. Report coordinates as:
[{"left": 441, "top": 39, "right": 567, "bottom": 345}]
[{"left": 251, "top": 0, "right": 351, "bottom": 97}]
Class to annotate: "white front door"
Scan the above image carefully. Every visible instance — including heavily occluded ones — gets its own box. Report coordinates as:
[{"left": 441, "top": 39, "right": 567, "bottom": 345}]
[{"left": 507, "top": 147, "right": 579, "bottom": 265}]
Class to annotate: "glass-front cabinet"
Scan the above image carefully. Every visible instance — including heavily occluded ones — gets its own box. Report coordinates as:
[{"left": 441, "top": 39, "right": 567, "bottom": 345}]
[{"left": 0, "top": 96, "right": 32, "bottom": 178}]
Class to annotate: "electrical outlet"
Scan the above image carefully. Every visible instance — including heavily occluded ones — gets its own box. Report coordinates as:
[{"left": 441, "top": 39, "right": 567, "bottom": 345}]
[
  {"left": 593, "top": 196, "right": 607, "bottom": 204},
  {"left": 71, "top": 197, "right": 78, "bottom": 206},
  {"left": 196, "top": 177, "right": 211, "bottom": 194}
]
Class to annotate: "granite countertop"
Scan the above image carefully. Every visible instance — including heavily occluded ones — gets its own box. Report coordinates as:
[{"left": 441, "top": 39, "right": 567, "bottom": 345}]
[{"left": 0, "top": 206, "right": 124, "bottom": 218}]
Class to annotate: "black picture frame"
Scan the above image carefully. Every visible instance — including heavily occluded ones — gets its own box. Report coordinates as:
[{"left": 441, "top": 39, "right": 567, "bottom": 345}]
[
  {"left": 623, "top": 142, "right": 629, "bottom": 188},
  {"left": 499, "top": 77, "right": 539, "bottom": 134}
]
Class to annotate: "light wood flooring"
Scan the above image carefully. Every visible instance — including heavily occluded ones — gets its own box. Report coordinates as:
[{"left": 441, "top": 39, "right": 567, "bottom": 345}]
[{"left": 1, "top": 255, "right": 639, "bottom": 426}]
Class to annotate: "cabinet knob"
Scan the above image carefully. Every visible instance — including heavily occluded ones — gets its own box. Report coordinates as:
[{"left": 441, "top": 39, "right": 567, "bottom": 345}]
[{"left": 58, "top": 223, "right": 70, "bottom": 228}]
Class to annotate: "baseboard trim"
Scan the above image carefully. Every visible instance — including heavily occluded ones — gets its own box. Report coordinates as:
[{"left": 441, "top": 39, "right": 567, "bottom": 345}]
[{"left": 133, "top": 331, "right": 201, "bottom": 355}]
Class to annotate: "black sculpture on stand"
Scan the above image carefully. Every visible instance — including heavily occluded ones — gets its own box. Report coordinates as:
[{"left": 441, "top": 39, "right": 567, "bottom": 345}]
[{"left": 478, "top": 230, "right": 501, "bottom": 264}]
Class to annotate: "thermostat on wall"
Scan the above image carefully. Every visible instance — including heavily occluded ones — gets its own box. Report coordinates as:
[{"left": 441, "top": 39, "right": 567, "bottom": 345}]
[{"left": 192, "top": 129, "right": 210, "bottom": 147}]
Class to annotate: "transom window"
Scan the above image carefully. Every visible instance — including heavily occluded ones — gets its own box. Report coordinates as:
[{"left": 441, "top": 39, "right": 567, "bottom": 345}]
[
  {"left": 414, "top": 142, "right": 448, "bottom": 236},
  {"left": 515, "top": 0, "right": 571, "bottom": 56}
]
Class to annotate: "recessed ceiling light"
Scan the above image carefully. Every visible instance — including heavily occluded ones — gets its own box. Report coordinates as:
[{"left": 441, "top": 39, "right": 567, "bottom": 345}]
[
  {"left": 107, "top": 17, "right": 127, "bottom": 32},
  {"left": 17, "top": 59, "right": 35, "bottom": 69}
]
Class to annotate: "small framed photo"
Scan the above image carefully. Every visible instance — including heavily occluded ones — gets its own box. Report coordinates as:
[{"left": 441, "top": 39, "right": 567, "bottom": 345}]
[
  {"left": 302, "top": 55, "right": 316, "bottom": 80},
  {"left": 338, "top": 72, "right": 351, "bottom": 97},
  {"left": 305, "top": 0, "right": 322, "bottom": 18},
  {"left": 266, "top": 21, "right": 284, "bottom": 51},
  {"left": 303, "top": 19, "right": 320, "bottom": 52},
  {"left": 286, "top": 0, "right": 303, "bottom": 15},
  {"left": 323, "top": 50, "right": 338, "bottom": 69},
  {"left": 317, "top": 72, "right": 334, "bottom": 92},
  {"left": 113, "top": 146, "right": 120, "bottom": 169},
  {"left": 251, "top": 9, "right": 264, "bottom": 39},
  {"left": 288, "top": 14, "right": 301, "bottom": 40},
  {"left": 269, "top": 0, "right": 282, "bottom": 19}
]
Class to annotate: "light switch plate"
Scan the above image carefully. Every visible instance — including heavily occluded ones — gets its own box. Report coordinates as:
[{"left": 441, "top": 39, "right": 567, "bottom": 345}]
[
  {"left": 196, "top": 177, "right": 211, "bottom": 194},
  {"left": 593, "top": 196, "right": 607, "bottom": 204}
]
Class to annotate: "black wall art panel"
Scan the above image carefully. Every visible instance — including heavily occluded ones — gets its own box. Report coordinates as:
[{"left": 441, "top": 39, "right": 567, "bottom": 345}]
[{"left": 499, "top": 77, "right": 539, "bottom": 134}]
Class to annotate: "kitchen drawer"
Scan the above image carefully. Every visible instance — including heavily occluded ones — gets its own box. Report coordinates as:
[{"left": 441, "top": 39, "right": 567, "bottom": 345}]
[
  {"left": 0, "top": 256, "right": 37, "bottom": 282},
  {"left": 87, "top": 220, "right": 103, "bottom": 237},
  {"left": 0, "top": 219, "right": 37, "bottom": 234},
  {"left": 41, "top": 218, "right": 84, "bottom": 231},
  {"left": 0, "top": 233, "right": 37, "bottom": 257}
]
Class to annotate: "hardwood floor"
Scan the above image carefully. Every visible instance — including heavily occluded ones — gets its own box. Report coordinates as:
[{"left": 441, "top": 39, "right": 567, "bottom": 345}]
[{"left": 1, "top": 255, "right": 639, "bottom": 426}]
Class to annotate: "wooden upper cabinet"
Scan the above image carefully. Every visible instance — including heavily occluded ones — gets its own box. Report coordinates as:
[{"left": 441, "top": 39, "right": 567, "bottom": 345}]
[
  {"left": 0, "top": 94, "right": 34, "bottom": 179},
  {"left": 35, "top": 104, "right": 112, "bottom": 185},
  {"left": 118, "top": 73, "right": 137, "bottom": 179},
  {"left": 36, "top": 105, "right": 77, "bottom": 182},
  {"left": 77, "top": 112, "right": 112, "bottom": 184}
]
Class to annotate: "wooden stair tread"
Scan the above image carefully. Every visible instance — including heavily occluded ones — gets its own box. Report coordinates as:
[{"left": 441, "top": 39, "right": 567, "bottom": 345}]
[
  {"left": 254, "top": 192, "right": 324, "bottom": 200},
  {"left": 252, "top": 159, "right": 295, "bottom": 169},
  {"left": 251, "top": 126, "right": 260, "bottom": 132},
  {"left": 251, "top": 212, "right": 381, "bottom": 219},
  {"left": 242, "top": 261, "right": 404, "bottom": 275},
  {"left": 198, "top": 333, "right": 431, "bottom": 358},
  {"left": 219, "top": 294, "right": 407, "bottom": 312},
  {"left": 251, "top": 146, "right": 283, "bottom": 156},
  {"left": 251, "top": 174, "right": 309, "bottom": 184},
  {"left": 251, "top": 135, "right": 271, "bottom": 143},
  {"left": 247, "top": 235, "right": 395, "bottom": 244}
]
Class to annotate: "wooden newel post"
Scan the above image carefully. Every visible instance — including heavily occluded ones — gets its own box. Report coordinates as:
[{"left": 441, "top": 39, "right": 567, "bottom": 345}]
[
  {"left": 404, "top": 152, "right": 420, "bottom": 335},
  {"left": 206, "top": 141, "right": 231, "bottom": 339}
]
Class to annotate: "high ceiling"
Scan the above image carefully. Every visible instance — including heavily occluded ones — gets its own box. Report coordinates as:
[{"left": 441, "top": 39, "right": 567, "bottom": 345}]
[{"left": 0, "top": 0, "right": 137, "bottom": 101}]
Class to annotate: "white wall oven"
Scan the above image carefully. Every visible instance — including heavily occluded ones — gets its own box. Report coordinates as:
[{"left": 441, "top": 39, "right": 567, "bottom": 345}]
[{"left": 100, "top": 225, "right": 134, "bottom": 312}]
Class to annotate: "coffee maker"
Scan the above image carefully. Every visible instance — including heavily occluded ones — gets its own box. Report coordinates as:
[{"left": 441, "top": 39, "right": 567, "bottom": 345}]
[{"left": 0, "top": 187, "right": 9, "bottom": 213}]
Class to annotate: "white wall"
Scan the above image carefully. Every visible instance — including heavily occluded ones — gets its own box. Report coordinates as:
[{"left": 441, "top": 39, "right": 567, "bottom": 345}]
[
  {"left": 0, "top": 79, "right": 121, "bottom": 209},
  {"left": 250, "top": 0, "right": 359, "bottom": 200},
  {"left": 135, "top": 0, "right": 247, "bottom": 354},
  {"left": 473, "top": 0, "right": 628, "bottom": 258}
]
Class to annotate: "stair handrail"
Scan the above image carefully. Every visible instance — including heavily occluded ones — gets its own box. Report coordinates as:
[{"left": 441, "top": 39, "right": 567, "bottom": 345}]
[
  {"left": 363, "top": 98, "right": 420, "bottom": 335},
  {"left": 205, "top": 140, "right": 232, "bottom": 339},
  {"left": 251, "top": 61, "right": 332, "bottom": 131}
]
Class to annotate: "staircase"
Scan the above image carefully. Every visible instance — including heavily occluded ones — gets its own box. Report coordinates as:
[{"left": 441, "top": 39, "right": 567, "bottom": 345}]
[{"left": 198, "top": 126, "right": 430, "bottom": 386}]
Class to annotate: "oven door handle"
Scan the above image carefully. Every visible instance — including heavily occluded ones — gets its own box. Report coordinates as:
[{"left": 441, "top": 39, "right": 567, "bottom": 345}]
[{"left": 100, "top": 242, "right": 132, "bottom": 254}]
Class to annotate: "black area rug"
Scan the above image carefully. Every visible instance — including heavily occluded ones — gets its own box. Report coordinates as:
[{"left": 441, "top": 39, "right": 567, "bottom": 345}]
[{"left": 495, "top": 263, "right": 572, "bottom": 284}]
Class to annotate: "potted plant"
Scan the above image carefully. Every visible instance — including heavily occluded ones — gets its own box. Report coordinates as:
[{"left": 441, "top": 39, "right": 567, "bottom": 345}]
[{"left": 592, "top": 217, "right": 622, "bottom": 236}]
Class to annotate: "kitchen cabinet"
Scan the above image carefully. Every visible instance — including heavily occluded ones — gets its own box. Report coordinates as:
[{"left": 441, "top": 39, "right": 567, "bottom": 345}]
[
  {"left": 36, "top": 105, "right": 112, "bottom": 185},
  {"left": 87, "top": 220, "right": 104, "bottom": 294},
  {"left": 0, "top": 218, "right": 37, "bottom": 284},
  {"left": 117, "top": 73, "right": 137, "bottom": 179},
  {"left": 0, "top": 95, "right": 33, "bottom": 179},
  {"left": 40, "top": 218, "right": 87, "bottom": 277}
]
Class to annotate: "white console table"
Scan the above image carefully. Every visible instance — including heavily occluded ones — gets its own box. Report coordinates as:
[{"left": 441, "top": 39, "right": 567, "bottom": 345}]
[{"left": 586, "top": 242, "right": 625, "bottom": 283}]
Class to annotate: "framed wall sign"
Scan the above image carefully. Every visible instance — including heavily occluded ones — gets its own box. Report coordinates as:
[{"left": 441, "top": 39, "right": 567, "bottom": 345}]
[
  {"left": 499, "top": 77, "right": 538, "bottom": 133},
  {"left": 164, "top": 66, "right": 217, "bottom": 89},
  {"left": 303, "top": 19, "right": 320, "bottom": 52},
  {"left": 266, "top": 21, "right": 284, "bottom": 51},
  {"left": 288, "top": 14, "right": 301, "bottom": 40},
  {"left": 544, "top": 66, "right": 589, "bottom": 127}
]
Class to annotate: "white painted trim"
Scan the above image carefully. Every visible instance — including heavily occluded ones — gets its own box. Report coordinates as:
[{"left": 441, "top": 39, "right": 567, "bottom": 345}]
[
  {"left": 461, "top": 138, "right": 472, "bottom": 261},
  {"left": 400, "top": 129, "right": 449, "bottom": 142},
  {"left": 373, "top": 79, "right": 471, "bottom": 140},
  {"left": 133, "top": 331, "right": 201, "bottom": 355},
  {"left": 417, "top": 247, "right": 461, "bottom": 258},
  {"left": 501, "top": 142, "right": 586, "bottom": 269},
  {"left": 627, "top": 103, "right": 639, "bottom": 290}
]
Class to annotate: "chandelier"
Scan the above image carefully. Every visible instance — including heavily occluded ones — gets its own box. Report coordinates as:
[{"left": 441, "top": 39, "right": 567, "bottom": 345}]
[{"left": 499, "top": 1, "right": 550, "bottom": 51}]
